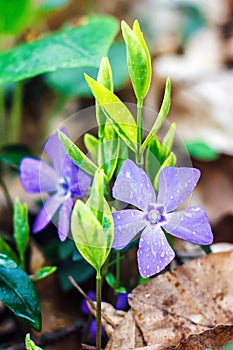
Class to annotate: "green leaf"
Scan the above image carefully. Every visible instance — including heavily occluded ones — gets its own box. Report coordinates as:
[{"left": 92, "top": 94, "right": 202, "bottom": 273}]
[
  {"left": 121, "top": 20, "right": 151, "bottom": 103},
  {"left": 85, "top": 74, "right": 137, "bottom": 152},
  {"left": 0, "top": 236, "right": 18, "bottom": 263},
  {"left": 71, "top": 195, "right": 114, "bottom": 273},
  {"left": 0, "top": 254, "right": 41, "bottom": 330},
  {"left": 31, "top": 266, "right": 57, "bottom": 282},
  {"left": 0, "top": 16, "right": 119, "bottom": 84},
  {"left": 141, "top": 77, "right": 171, "bottom": 153},
  {"left": 96, "top": 57, "right": 114, "bottom": 140},
  {"left": 105, "top": 272, "right": 116, "bottom": 288},
  {"left": 58, "top": 129, "right": 98, "bottom": 176},
  {"left": 0, "top": 143, "right": 31, "bottom": 167},
  {"left": 87, "top": 169, "right": 106, "bottom": 223},
  {"left": 84, "top": 133, "right": 99, "bottom": 163},
  {"left": 13, "top": 198, "right": 29, "bottom": 268},
  {"left": 44, "top": 41, "right": 127, "bottom": 97},
  {"left": 185, "top": 141, "right": 218, "bottom": 161},
  {"left": 102, "top": 122, "right": 120, "bottom": 182},
  {"left": 162, "top": 122, "right": 176, "bottom": 157},
  {"left": 25, "top": 333, "right": 43, "bottom": 350},
  {"left": 0, "top": 0, "right": 32, "bottom": 35}
]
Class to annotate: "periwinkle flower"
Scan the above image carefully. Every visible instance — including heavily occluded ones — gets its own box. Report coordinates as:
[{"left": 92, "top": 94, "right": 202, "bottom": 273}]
[
  {"left": 112, "top": 159, "right": 213, "bottom": 278},
  {"left": 20, "top": 128, "right": 91, "bottom": 241}
]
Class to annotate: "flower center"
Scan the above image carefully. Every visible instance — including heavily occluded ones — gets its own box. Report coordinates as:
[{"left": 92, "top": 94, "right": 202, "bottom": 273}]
[
  {"left": 148, "top": 209, "right": 161, "bottom": 224},
  {"left": 146, "top": 204, "right": 166, "bottom": 226},
  {"left": 58, "top": 177, "right": 70, "bottom": 196}
]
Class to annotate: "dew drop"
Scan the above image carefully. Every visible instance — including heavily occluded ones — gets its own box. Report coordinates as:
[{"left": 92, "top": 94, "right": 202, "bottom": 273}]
[
  {"left": 192, "top": 231, "right": 196, "bottom": 235},
  {"left": 160, "top": 251, "right": 165, "bottom": 258}
]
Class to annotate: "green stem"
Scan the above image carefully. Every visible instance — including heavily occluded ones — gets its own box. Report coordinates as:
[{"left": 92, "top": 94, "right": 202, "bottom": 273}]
[
  {"left": 96, "top": 271, "right": 102, "bottom": 350},
  {"left": 10, "top": 82, "right": 23, "bottom": 143},
  {"left": 0, "top": 85, "right": 6, "bottom": 145},
  {"left": 113, "top": 250, "right": 121, "bottom": 304},
  {"left": 136, "top": 100, "right": 143, "bottom": 166}
]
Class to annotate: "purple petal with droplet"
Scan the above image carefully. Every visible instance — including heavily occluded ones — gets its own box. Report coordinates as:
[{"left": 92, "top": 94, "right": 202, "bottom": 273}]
[
  {"left": 157, "top": 167, "right": 200, "bottom": 212},
  {"left": 44, "top": 128, "right": 68, "bottom": 176},
  {"left": 112, "top": 159, "right": 156, "bottom": 211},
  {"left": 112, "top": 209, "right": 146, "bottom": 249},
  {"left": 20, "top": 158, "right": 58, "bottom": 194},
  {"left": 163, "top": 206, "right": 213, "bottom": 245},
  {"left": 58, "top": 197, "right": 74, "bottom": 241},
  {"left": 33, "top": 194, "right": 64, "bottom": 233},
  {"left": 137, "top": 225, "right": 175, "bottom": 278}
]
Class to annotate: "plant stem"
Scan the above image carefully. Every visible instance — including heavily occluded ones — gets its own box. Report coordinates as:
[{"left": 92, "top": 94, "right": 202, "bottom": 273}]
[
  {"left": 96, "top": 271, "right": 102, "bottom": 350},
  {"left": 10, "top": 81, "right": 23, "bottom": 143},
  {"left": 136, "top": 100, "right": 143, "bottom": 166},
  {"left": 113, "top": 250, "right": 121, "bottom": 304}
]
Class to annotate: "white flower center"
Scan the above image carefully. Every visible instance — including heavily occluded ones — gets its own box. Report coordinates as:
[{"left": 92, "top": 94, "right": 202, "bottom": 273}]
[{"left": 148, "top": 209, "right": 161, "bottom": 224}]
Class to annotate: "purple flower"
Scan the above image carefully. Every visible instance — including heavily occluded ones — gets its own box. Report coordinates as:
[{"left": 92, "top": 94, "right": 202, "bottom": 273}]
[
  {"left": 112, "top": 159, "right": 213, "bottom": 278},
  {"left": 20, "top": 128, "right": 91, "bottom": 241}
]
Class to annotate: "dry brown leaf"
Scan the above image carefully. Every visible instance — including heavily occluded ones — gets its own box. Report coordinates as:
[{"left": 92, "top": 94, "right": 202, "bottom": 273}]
[
  {"left": 87, "top": 301, "right": 126, "bottom": 338},
  {"left": 107, "top": 251, "right": 233, "bottom": 349},
  {"left": 105, "top": 310, "right": 145, "bottom": 350}
]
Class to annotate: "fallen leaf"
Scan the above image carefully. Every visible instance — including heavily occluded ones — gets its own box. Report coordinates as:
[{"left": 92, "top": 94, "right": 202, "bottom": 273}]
[{"left": 106, "top": 251, "right": 233, "bottom": 349}]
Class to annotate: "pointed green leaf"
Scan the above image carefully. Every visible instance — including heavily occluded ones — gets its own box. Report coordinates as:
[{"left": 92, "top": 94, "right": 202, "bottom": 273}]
[
  {"left": 13, "top": 198, "right": 29, "bottom": 268},
  {"left": 84, "top": 133, "right": 99, "bottom": 164},
  {"left": 31, "top": 266, "right": 57, "bottom": 282},
  {"left": 0, "top": 16, "right": 119, "bottom": 84},
  {"left": 96, "top": 57, "right": 114, "bottom": 140},
  {"left": 162, "top": 122, "right": 176, "bottom": 157},
  {"left": 85, "top": 74, "right": 137, "bottom": 152},
  {"left": 121, "top": 20, "right": 151, "bottom": 102},
  {"left": 87, "top": 169, "right": 105, "bottom": 223},
  {"left": 58, "top": 129, "right": 98, "bottom": 176},
  {"left": 97, "top": 57, "right": 113, "bottom": 92},
  {"left": 141, "top": 77, "right": 171, "bottom": 153},
  {"left": 71, "top": 199, "right": 113, "bottom": 273},
  {"left": 0, "top": 254, "right": 41, "bottom": 330},
  {"left": 25, "top": 333, "right": 43, "bottom": 350},
  {"left": 102, "top": 122, "right": 120, "bottom": 182}
]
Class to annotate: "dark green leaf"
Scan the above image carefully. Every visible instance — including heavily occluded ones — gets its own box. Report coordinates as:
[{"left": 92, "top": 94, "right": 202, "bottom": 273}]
[
  {"left": 31, "top": 266, "right": 57, "bottom": 282},
  {"left": 0, "top": 144, "right": 31, "bottom": 167},
  {"left": 44, "top": 41, "right": 127, "bottom": 97},
  {"left": 0, "top": 254, "right": 41, "bottom": 330},
  {"left": 0, "top": 16, "right": 119, "bottom": 84},
  {"left": 0, "top": 0, "right": 32, "bottom": 35},
  {"left": 186, "top": 141, "right": 218, "bottom": 161}
]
